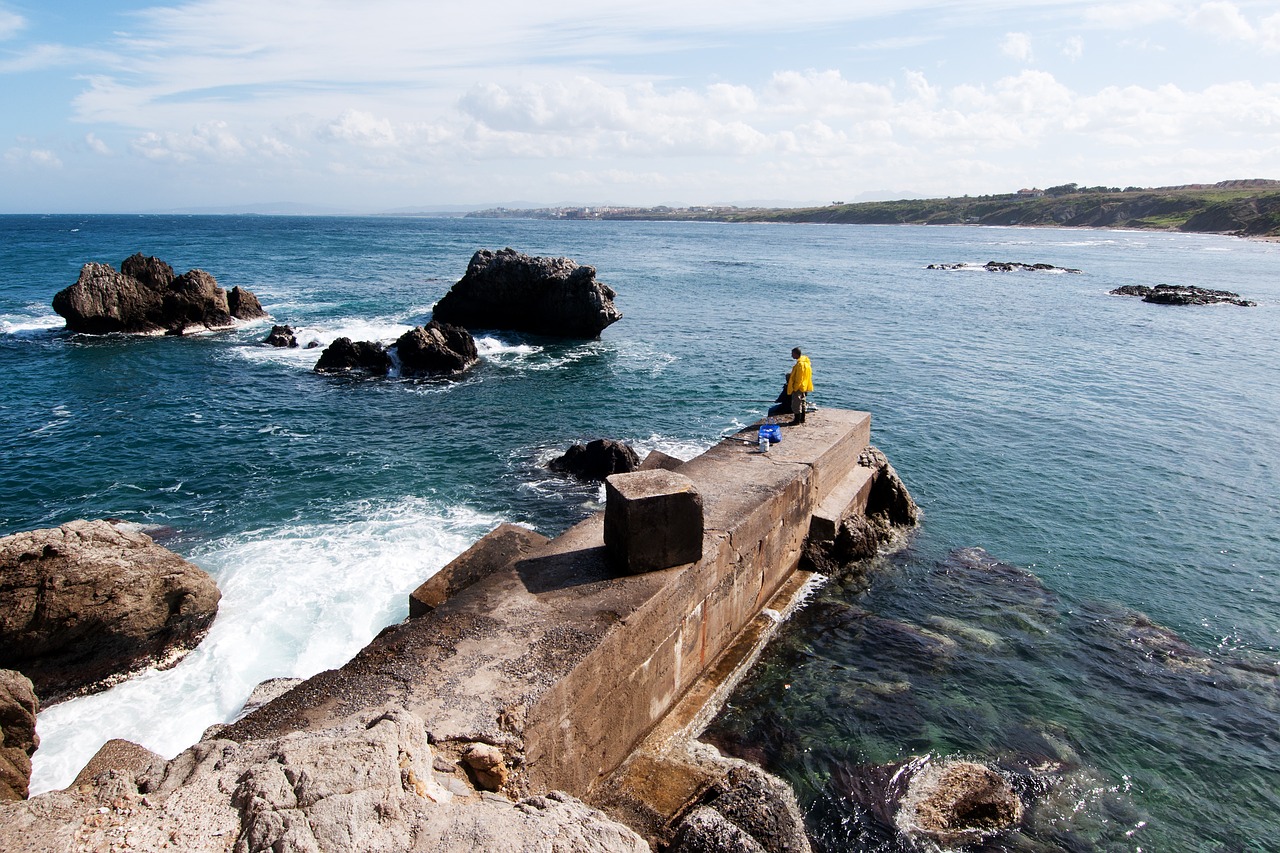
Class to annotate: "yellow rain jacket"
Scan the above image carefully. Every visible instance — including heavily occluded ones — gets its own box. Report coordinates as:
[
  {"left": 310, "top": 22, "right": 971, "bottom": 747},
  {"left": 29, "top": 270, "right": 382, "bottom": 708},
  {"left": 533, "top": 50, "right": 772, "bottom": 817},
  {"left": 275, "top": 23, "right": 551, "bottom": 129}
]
[{"left": 786, "top": 355, "right": 813, "bottom": 394}]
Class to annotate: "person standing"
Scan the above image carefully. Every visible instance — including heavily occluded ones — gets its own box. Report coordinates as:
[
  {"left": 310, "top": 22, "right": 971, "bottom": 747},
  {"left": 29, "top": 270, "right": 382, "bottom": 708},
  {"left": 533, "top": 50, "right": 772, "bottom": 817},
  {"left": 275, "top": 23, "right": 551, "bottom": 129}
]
[{"left": 786, "top": 347, "right": 813, "bottom": 424}]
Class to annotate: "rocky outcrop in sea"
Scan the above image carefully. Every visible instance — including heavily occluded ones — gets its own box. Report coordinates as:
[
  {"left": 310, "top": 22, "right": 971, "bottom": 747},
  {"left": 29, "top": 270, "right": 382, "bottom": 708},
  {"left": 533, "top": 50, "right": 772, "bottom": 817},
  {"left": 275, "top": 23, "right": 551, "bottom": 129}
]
[
  {"left": 1110, "top": 283, "right": 1256, "bottom": 306},
  {"left": 926, "top": 261, "right": 1083, "bottom": 273},
  {"left": 549, "top": 439, "right": 641, "bottom": 482},
  {"left": 0, "top": 520, "right": 221, "bottom": 704},
  {"left": 264, "top": 324, "right": 299, "bottom": 347},
  {"left": 314, "top": 321, "right": 478, "bottom": 377},
  {"left": 433, "top": 248, "right": 623, "bottom": 338},
  {"left": 52, "top": 253, "right": 267, "bottom": 334}
]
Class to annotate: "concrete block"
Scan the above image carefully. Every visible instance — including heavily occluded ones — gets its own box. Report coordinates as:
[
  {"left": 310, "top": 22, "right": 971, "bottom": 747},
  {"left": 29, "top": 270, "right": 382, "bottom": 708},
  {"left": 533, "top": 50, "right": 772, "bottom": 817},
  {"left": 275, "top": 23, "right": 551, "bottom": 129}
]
[
  {"left": 409, "top": 523, "right": 549, "bottom": 617},
  {"left": 604, "top": 471, "right": 704, "bottom": 575}
]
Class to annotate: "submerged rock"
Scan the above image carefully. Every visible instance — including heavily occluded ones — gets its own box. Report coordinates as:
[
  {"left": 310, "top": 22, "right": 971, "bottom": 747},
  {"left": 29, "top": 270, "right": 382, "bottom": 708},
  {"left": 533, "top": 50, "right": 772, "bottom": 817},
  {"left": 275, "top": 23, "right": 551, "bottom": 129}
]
[
  {"left": 1109, "top": 283, "right": 1255, "bottom": 306},
  {"left": 0, "top": 670, "right": 38, "bottom": 801},
  {"left": 0, "top": 520, "right": 221, "bottom": 703},
  {"left": 394, "top": 320, "right": 478, "bottom": 376},
  {"left": 894, "top": 758, "right": 1023, "bottom": 847},
  {"left": 549, "top": 439, "right": 640, "bottom": 482},
  {"left": 433, "top": 247, "right": 623, "bottom": 338},
  {"left": 52, "top": 253, "right": 266, "bottom": 334}
]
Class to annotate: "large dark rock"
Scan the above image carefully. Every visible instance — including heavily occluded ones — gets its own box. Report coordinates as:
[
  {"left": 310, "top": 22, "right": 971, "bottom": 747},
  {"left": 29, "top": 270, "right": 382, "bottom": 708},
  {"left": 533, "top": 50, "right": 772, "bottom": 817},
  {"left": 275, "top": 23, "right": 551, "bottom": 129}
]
[
  {"left": 433, "top": 247, "right": 622, "bottom": 338},
  {"left": 313, "top": 337, "right": 393, "bottom": 375},
  {"left": 394, "top": 320, "right": 478, "bottom": 376},
  {"left": 1110, "top": 283, "right": 1255, "bottom": 306},
  {"left": 263, "top": 325, "right": 298, "bottom": 348},
  {"left": 549, "top": 438, "right": 640, "bottom": 481},
  {"left": 227, "top": 286, "right": 267, "bottom": 320},
  {"left": 0, "top": 520, "right": 221, "bottom": 703},
  {"left": 0, "top": 670, "right": 38, "bottom": 801},
  {"left": 52, "top": 253, "right": 267, "bottom": 334}
]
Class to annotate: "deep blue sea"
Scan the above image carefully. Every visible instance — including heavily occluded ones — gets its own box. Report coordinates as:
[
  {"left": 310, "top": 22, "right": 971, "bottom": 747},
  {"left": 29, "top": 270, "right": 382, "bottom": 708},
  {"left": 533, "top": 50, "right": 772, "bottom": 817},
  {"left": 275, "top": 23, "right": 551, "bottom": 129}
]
[{"left": 2, "top": 215, "right": 1277, "bottom": 851}]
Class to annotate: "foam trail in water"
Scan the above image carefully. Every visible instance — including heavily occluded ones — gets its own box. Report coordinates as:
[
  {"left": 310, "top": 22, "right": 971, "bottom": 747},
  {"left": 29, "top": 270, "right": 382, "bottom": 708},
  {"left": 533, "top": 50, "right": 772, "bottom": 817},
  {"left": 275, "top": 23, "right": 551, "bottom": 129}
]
[{"left": 29, "top": 498, "right": 501, "bottom": 795}]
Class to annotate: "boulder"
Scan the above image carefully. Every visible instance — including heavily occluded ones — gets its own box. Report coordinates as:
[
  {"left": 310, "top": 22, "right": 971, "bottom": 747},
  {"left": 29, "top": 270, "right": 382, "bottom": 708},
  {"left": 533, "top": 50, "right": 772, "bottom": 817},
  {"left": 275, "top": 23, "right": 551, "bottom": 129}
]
[
  {"left": 314, "top": 337, "right": 393, "bottom": 375},
  {"left": 669, "top": 763, "right": 810, "bottom": 853},
  {"left": 0, "top": 520, "right": 221, "bottom": 703},
  {"left": 52, "top": 253, "right": 267, "bottom": 334},
  {"left": 228, "top": 286, "right": 267, "bottom": 320},
  {"left": 394, "top": 320, "right": 479, "bottom": 376},
  {"left": 549, "top": 439, "right": 640, "bottom": 482},
  {"left": 264, "top": 324, "right": 299, "bottom": 348},
  {"left": 0, "top": 670, "right": 38, "bottom": 801},
  {"left": 433, "top": 248, "right": 622, "bottom": 338},
  {"left": 894, "top": 759, "right": 1023, "bottom": 848}
]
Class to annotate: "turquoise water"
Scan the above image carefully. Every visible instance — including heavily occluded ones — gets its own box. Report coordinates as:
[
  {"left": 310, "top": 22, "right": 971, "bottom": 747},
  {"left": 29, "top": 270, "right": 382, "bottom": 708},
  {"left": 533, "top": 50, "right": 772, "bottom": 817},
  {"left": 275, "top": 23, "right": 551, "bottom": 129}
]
[{"left": 2, "top": 215, "right": 1277, "bottom": 849}]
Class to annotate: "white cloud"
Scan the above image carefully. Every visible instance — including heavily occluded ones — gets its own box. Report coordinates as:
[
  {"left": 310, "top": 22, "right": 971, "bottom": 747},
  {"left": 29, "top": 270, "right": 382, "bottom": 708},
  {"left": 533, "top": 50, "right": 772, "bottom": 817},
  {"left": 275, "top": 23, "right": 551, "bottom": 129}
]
[
  {"left": 1001, "top": 32, "right": 1034, "bottom": 62},
  {"left": 129, "top": 120, "right": 299, "bottom": 164},
  {"left": 0, "top": 8, "right": 24, "bottom": 40},
  {"left": 325, "top": 110, "right": 399, "bottom": 148},
  {"left": 1188, "top": 2, "right": 1256, "bottom": 40},
  {"left": 5, "top": 147, "right": 62, "bottom": 168},
  {"left": 85, "top": 133, "right": 112, "bottom": 155},
  {"left": 1063, "top": 35, "right": 1085, "bottom": 59}
]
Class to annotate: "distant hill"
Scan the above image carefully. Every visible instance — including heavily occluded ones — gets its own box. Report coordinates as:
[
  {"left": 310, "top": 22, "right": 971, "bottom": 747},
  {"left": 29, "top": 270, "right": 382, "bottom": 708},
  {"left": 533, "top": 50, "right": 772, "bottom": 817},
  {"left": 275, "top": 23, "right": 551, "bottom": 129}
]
[{"left": 467, "top": 180, "right": 1280, "bottom": 238}]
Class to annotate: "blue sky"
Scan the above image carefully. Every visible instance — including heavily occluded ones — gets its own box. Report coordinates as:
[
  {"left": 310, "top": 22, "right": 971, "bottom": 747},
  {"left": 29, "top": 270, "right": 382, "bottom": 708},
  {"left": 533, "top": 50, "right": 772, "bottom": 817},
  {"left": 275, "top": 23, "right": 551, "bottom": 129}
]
[{"left": 1, "top": 0, "right": 1277, "bottom": 212}]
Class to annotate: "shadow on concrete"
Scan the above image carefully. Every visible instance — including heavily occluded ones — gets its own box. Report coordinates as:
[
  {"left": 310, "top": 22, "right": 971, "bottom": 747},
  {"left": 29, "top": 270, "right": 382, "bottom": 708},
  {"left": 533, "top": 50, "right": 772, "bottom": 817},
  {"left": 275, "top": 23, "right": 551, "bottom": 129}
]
[{"left": 515, "top": 545, "right": 619, "bottom": 594}]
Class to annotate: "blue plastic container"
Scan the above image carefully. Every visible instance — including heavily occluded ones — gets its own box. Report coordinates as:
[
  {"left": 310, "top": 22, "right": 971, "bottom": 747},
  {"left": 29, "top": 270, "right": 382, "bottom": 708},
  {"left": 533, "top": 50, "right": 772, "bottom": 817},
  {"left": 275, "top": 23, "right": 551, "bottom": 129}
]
[{"left": 759, "top": 424, "right": 782, "bottom": 444}]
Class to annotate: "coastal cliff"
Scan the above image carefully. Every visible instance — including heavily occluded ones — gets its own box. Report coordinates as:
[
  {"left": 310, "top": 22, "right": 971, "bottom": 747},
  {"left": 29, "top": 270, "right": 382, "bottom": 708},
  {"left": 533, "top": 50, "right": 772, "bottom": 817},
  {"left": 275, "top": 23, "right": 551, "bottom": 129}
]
[{"left": 466, "top": 179, "right": 1280, "bottom": 238}]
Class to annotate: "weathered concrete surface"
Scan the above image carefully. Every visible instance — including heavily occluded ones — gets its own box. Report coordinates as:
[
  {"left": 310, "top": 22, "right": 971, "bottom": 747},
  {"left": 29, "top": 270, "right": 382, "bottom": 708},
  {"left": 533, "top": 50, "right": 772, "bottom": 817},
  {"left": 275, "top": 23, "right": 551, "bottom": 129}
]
[
  {"left": 409, "top": 523, "right": 549, "bottom": 617},
  {"left": 221, "top": 410, "right": 874, "bottom": 808}
]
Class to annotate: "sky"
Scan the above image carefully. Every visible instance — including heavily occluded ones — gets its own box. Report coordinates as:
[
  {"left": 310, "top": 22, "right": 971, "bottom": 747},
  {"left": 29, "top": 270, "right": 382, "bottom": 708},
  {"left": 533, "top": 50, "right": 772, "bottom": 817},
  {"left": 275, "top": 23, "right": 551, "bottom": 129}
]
[{"left": 0, "top": 0, "right": 1277, "bottom": 213}]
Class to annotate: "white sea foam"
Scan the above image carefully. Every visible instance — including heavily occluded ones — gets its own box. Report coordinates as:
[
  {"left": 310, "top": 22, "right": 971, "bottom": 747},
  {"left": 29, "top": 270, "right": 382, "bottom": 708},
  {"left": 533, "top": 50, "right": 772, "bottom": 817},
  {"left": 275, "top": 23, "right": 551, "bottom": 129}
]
[
  {"left": 29, "top": 497, "right": 501, "bottom": 795},
  {"left": 0, "top": 310, "right": 63, "bottom": 336},
  {"left": 231, "top": 317, "right": 414, "bottom": 368}
]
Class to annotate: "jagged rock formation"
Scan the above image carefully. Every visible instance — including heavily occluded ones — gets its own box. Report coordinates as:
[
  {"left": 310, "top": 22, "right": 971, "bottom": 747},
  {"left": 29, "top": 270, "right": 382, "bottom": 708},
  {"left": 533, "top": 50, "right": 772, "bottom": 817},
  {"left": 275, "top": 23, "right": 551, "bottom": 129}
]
[
  {"left": 0, "top": 520, "right": 221, "bottom": 703},
  {"left": 0, "top": 670, "right": 38, "bottom": 801},
  {"left": 0, "top": 709, "right": 650, "bottom": 852},
  {"left": 1110, "top": 284, "right": 1256, "bottom": 306},
  {"left": 549, "top": 439, "right": 641, "bottom": 482},
  {"left": 926, "top": 261, "right": 1082, "bottom": 273},
  {"left": 314, "top": 321, "right": 478, "bottom": 377},
  {"left": 52, "top": 253, "right": 267, "bottom": 334},
  {"left": 394, "top": 320, "right": 479, "bottom": 376},
  {"left": 433, "top": 248, "right": 623, "bottom": 338},
  {"left": 264, "top": 324, "right": 299, "bottom": 347},
  {"left": 313, "top": 337, "right": 393, "bottom": 375}
]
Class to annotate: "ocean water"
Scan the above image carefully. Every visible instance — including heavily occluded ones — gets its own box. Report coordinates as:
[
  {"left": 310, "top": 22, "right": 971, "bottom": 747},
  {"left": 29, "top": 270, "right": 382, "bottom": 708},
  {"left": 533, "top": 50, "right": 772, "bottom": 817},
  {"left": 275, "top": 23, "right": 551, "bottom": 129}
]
[{"left": 1, "top": 215, "right": 1277, "bottom": 850}]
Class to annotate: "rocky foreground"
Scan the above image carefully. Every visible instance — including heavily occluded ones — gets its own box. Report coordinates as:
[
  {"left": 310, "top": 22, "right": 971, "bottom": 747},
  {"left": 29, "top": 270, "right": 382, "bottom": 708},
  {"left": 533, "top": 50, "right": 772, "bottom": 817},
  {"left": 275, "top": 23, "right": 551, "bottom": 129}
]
[{"left": 0, "top": 521, "right": 221, "bottom": 704}]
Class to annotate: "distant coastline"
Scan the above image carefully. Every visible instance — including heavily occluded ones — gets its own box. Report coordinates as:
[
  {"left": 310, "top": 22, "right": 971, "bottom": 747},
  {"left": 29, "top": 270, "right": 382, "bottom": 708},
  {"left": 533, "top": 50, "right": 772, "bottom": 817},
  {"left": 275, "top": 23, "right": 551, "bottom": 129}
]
[{"left": 465, "top": 179, "right": 1280, "bottom": 240}]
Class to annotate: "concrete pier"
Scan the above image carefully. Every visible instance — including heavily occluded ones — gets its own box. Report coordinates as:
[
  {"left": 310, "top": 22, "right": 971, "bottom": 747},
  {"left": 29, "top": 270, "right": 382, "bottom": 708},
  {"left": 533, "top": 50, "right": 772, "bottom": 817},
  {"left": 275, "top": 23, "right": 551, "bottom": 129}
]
[{"left": 223, "top": 408, "right": 881, "bottom": 826}]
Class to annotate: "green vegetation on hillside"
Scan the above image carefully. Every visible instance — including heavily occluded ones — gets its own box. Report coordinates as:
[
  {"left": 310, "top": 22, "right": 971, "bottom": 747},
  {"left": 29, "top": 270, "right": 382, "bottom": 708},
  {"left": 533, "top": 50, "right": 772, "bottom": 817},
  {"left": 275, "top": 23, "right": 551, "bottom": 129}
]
[{"left": 467, "top": 180, "right": 1280, "bottom": 238}]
